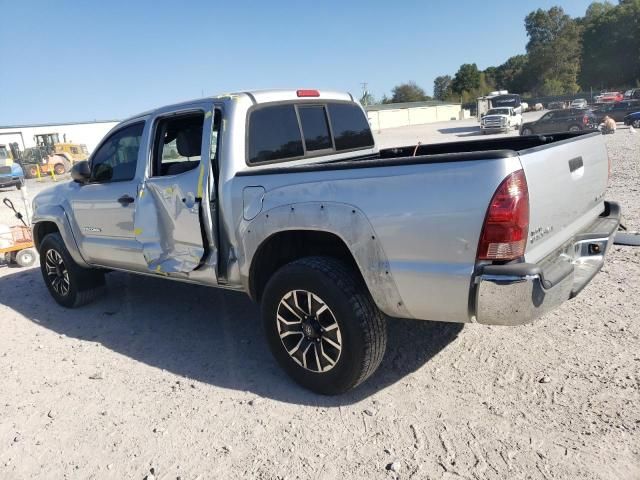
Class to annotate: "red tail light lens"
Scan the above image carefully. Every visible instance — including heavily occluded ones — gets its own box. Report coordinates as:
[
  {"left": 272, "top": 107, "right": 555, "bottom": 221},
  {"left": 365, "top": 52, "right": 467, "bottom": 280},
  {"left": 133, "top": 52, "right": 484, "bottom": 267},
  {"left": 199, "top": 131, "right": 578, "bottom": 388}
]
[
  {"left": 477, "top": 169, "right": 529, "bottom": 261},
  {"left": 583, "top": 114, "right": 588, "bottom": 125},
  {"left": 296, "top": 89, "right": 320, "bottom": 97}
]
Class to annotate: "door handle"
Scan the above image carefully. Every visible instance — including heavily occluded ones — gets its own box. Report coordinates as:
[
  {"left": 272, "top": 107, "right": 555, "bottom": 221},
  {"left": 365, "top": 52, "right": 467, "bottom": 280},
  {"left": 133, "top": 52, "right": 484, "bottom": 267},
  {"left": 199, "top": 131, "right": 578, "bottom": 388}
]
[{"left": 117, "top": 194, "right": 135, "bottom": 206}]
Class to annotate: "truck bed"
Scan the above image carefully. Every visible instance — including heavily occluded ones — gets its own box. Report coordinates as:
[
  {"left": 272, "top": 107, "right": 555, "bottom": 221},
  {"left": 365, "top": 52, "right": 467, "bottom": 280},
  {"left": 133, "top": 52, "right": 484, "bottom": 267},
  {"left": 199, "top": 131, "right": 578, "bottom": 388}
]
[{"left": 233, "top": 131, "right": 608, "bottom": 322}]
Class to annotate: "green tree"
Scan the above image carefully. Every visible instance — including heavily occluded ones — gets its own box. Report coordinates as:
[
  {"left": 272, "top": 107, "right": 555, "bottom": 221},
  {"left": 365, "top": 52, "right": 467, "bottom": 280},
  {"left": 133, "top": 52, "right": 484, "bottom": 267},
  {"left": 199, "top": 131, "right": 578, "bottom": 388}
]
[
  {"left": 541, "top": 78, "right": 565, "bottom": 95},
  {"left": 451, "top": 63, "right": 481, "bottom": 95},
  {"left": 483, "top": 67, "right": 499, "bottom": 91},
  {"left": 495, "top": 54, "right": 529, "bottom": 92},
  {"left": 524, "top": 6, "right": 582, "bottom": 94},
  {"left": 389, "top": 82, "right": 430, "bottom": 103},
  {"left": 580, "top": 0, "right": 640, "bottom": 89},
  {"left": 433, "top": 75, "right": 453, "bottom": 100}
]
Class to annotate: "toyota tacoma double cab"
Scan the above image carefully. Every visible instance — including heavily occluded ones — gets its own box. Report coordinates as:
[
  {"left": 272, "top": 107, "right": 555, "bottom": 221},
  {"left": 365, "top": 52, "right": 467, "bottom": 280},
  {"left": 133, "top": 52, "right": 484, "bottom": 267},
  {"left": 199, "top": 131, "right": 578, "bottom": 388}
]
[{"left": 31, "top": 89, "right": 620, "bottom": 394}]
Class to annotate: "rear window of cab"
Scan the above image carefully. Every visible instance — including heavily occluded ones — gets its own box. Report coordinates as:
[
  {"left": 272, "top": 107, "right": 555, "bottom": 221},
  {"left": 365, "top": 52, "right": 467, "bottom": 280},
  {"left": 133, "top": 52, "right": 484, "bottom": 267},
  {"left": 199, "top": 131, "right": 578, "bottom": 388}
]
[{"left": 247, "top": 102, "right": 373, "bottom": 165}]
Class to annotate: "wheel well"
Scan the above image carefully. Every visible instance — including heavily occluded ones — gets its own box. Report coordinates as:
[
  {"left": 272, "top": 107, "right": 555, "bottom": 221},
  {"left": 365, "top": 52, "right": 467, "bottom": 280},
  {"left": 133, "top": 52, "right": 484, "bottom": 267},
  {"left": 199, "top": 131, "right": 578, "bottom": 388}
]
[
  {"left": 249, "top": 230, "right": 364, "bottom": 302},
  {"left": 33, "top": 222, "right": 60, "bottom": 252}
]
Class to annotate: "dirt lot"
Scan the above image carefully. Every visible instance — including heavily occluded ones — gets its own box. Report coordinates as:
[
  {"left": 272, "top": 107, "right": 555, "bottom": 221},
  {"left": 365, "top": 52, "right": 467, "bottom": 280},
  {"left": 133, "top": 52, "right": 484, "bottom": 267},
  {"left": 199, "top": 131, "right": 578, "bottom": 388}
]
[{"left": 0, "top": 124, "right": 639, "bottom": 480}]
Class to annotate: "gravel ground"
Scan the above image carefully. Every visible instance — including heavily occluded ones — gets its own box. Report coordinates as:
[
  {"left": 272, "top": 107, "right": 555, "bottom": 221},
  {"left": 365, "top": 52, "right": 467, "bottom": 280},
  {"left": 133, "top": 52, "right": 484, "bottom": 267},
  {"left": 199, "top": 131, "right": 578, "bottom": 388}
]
[{"left": 0, "top": 125, "right": 638, "bottom": 480}]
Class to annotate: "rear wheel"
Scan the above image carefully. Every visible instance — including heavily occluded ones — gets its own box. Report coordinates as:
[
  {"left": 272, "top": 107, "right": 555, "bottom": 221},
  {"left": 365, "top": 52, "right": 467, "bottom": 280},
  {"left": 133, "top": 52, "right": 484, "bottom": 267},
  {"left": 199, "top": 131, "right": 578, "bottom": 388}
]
[
  {"left": 261, "top": 256, "right": 387, "bottom": 395},
  {"left": 39, "top": 233, "right": 105, "bottom": 308},
  {"left": 27, "top": 165, "right": 39, "bottom": 178},
  {"left": 568, "top": 125, "right": 581, "bottom": 132},
  {"left": 53, "top": 163, "right": 66, "bottom": 175},
  {"left": 633, "top": 119, "right": 640, "bottom": 128}
]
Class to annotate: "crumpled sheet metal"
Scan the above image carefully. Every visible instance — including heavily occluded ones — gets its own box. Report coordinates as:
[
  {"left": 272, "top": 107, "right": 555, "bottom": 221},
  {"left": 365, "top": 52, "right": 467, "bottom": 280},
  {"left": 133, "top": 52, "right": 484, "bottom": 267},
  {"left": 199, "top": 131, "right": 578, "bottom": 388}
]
[{"left": 134, "top": 182, "right": 204, "bottom": 274}]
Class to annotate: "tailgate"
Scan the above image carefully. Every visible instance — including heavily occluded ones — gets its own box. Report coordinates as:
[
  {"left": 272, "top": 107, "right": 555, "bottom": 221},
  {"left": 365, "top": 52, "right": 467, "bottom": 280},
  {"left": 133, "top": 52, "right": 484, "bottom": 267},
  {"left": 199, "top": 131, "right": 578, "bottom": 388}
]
[{"left": 519, "top": 132, "right": 609, "bottom": 263}]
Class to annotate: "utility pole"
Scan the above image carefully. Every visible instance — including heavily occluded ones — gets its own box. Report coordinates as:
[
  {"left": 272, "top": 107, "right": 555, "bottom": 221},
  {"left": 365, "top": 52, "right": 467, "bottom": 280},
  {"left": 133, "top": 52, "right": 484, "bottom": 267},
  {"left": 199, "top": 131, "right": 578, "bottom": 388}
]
[{"left": 360, "top": 82, "right": 369, "bottom": 105}]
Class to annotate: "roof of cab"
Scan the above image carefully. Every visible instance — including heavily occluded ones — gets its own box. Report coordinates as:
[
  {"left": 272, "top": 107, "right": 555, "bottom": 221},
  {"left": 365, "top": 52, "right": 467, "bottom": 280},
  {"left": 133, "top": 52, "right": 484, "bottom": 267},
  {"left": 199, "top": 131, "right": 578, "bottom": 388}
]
[{"left": 123, "top": 89, "right": 355, "bottom": 123}]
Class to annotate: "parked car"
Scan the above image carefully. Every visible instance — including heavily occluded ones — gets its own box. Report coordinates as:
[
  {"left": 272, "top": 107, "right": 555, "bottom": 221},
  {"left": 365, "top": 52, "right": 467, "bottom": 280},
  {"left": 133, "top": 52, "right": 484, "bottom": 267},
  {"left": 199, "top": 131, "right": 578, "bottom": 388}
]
[
  {"left": 623, "top": 88, "right": 640, "bottom": 100},
  {"left": 593, "top": 100, "right": 640, "bottom": 122},
  {"left": 31, "top": 89, "right": 620, "bottom": 394},
  {"left": 480, "top": 107, "right": 522, "bottom": 134},
  {"left": 0, "top": 163, "right": 25, "bottom": 190},
  {"left": 520, "top": 109, "right": 597, "bottom": 135},
  {"left": 624, "top": 111, "right": 640, "bottom": 128},
  {"left": 547, "top": 101, "right": 566, "bottom": 110},
  {"left": 595, "top": 91, "right": 623, "bottom": 103},
  {"left": 570, "top": 98, "right": 588, "bottom": 109}
]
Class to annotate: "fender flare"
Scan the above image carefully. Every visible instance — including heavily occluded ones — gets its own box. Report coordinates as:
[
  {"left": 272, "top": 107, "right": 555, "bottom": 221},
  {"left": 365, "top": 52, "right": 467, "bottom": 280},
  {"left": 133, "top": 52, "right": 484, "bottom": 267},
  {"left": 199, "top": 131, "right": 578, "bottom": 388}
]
[
  {"left": 238, "top": 201, "right": 411, "bottom": 318},
  {"left": 32, "top": 204, "right": 89, "bottom": 267}
]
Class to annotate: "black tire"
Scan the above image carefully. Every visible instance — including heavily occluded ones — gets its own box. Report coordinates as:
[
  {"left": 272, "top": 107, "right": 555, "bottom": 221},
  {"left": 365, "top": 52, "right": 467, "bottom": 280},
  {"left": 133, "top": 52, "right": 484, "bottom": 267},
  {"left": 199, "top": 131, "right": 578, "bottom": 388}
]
[
  {"left": 568, "top": 125, "right": 581, "bottom": 132},
  {"left": 521, "top": 127, "right": 533, "bottom": 136},
  {"left": 53, "top": 163, "right": 66, "bottom": 176},
  {"left": 633, "top": 119, "right": 640, "bottom": 128},
  {"left": 15, "top": 248, "right": 37, "bottom": 267},
  {"left": 261, "top": 256, "right": 387, "bottom": 395},
  {"left": 39, "top": 233, "right": 105, "bottom": 308}
]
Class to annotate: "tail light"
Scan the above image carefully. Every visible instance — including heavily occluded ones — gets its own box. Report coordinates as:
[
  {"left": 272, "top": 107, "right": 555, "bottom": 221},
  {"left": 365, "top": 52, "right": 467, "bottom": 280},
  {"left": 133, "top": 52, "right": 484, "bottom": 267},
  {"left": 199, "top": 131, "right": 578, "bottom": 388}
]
[
  {"left": 296, "top": 89, "right": 320, "bottom": 97},
  {"left": 583, "top": 114, "right": 589, "bottom": 125},
  {"left": 477, "top": 169, "right": 529, "bottom": 261}
]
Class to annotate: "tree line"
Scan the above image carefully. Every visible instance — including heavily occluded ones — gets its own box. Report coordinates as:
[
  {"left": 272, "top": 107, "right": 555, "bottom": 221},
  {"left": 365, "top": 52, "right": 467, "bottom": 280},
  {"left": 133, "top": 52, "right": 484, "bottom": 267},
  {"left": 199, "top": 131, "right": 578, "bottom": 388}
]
[{"left": 363, "top": 1, "right": 640, "bottom": 105}]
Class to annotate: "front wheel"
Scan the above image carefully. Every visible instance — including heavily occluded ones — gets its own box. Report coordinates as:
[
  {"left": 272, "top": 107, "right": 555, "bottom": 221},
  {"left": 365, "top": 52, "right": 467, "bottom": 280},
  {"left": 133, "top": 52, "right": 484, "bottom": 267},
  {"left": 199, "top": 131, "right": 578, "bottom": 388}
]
[
  {"left": 521, "top": 127, "right": 533, "bottom": 136},
  {"left": 568, "top": 125, "right": 581, "bottom": 132},
  {"left": 53, "top": 163, "right": 66, "bottom": 175},
  {"left": 633, "top": 119, "right": 640, "bottom": 128},
  {"left": 261, "top": 256, "right": 387, "bottom": 395},
  {"left": 39, "top": 233, "right": 105, "bottom": 308}
]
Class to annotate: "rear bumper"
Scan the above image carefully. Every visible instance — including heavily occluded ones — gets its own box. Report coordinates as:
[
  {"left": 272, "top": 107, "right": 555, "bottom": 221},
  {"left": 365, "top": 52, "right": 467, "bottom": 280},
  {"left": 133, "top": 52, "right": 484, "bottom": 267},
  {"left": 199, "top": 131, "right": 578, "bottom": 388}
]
[{"left": 473, "top": 201, "right": 621, "bottom": 326}]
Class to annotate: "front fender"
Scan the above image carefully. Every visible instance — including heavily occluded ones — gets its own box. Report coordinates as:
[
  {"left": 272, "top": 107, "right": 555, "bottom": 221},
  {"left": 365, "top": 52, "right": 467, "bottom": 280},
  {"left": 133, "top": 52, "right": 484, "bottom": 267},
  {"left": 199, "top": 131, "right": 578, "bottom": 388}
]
[
  {"left": 32, "top": 204, "right": 89, "bottom": 267},
  {"left": 237, "top": 201, "right": 411, "bottom": 319}
]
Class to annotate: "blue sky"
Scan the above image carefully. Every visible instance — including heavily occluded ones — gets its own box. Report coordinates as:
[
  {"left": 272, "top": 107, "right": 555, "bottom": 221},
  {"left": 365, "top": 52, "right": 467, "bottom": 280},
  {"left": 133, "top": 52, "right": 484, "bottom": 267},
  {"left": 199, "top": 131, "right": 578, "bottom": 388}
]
[{"left": 0, "top": 0, "right": 594, "bottom": 125}]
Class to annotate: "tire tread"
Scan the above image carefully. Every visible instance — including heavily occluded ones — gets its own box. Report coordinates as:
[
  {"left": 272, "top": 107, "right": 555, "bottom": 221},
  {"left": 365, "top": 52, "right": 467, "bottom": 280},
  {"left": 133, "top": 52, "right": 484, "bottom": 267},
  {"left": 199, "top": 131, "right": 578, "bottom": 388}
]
[{"left": 286, "top": 256, "right": 386, "bottom": 391}]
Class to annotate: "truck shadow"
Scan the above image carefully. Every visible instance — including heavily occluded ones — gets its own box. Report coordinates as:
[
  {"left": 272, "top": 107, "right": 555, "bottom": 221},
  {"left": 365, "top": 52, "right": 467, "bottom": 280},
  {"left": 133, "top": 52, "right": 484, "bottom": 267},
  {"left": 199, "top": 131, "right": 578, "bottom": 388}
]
[
  {"left": 0, "top": 267, "right": 462, "bottom": 406},
  {"left": 437, "top": 126, "right": 479, "bottom": 135}
]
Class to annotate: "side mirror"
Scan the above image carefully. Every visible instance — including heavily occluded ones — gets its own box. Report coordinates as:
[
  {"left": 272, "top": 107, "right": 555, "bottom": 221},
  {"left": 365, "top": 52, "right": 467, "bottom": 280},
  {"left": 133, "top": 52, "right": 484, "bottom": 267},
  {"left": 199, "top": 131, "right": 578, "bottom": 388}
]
[{"left": 71, "top": 160, "right": 90, "bottom": 183}]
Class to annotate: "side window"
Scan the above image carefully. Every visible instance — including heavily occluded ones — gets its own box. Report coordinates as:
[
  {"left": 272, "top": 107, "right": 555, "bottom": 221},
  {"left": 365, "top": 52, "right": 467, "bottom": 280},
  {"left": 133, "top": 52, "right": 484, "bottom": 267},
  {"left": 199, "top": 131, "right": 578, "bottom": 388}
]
[
  {"left": 248, "top": 105, "right": 303, "bottom": 164},
  {"left": 298, "top": 105, "right": 332, "bottom": 151},
  {"left": 327, "top": 103, "right": 374, "bottom": 151},
  {"left": 153, "top": 112, "right": 204, "bottom": 176},
  {"left": 90, "top": 122, "right": 144, "bottom": 183},
  {"left": 541, "top": 113, "right": 554, "bottom": 121}
]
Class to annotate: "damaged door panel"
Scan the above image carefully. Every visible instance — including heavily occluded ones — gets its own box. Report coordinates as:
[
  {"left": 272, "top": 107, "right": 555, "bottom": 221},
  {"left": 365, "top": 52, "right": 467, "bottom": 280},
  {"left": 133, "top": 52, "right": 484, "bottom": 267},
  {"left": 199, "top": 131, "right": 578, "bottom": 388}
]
[{"left": 133, "top": 105, "right": 218, "bottom": 276}]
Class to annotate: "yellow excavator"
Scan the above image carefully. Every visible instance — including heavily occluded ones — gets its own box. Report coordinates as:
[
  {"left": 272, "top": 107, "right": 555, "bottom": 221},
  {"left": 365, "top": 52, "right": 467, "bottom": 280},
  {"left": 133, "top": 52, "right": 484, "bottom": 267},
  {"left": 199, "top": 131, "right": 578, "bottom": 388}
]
[{"left": 18, "top": 133, "right": 89, "bottom": 178}]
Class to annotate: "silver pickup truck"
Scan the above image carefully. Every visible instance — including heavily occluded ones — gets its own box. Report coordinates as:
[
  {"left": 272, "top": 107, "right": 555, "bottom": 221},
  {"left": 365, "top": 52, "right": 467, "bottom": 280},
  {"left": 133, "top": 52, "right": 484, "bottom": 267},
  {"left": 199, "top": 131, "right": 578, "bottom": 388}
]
[{"left": 31, "top": 89, "right": 620, "bottom": 394}]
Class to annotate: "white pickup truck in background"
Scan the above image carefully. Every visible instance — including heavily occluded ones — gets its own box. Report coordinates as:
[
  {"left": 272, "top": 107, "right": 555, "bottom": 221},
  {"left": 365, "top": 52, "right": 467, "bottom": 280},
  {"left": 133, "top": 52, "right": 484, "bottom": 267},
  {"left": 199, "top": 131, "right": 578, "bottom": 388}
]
[{"left": 480, "top": 107, "right": 523, "bottom": 134}]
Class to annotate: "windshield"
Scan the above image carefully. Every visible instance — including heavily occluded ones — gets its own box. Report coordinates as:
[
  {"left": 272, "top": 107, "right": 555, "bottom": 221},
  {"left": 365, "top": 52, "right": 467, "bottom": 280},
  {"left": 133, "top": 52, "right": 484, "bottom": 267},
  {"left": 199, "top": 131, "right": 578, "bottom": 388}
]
[
  {"left": 0, "top": 146, "right": 8, "bottom": 159},
  {"left": 487, "top": 108, "right": 510, "bottom": 115}
]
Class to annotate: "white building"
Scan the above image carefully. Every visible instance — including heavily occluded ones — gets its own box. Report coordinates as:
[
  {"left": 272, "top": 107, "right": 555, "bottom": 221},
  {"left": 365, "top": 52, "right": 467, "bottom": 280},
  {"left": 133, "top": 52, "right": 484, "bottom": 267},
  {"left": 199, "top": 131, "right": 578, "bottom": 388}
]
[
  {"left": 0, "top": 120, "right": 119, "bottom": 154},
  {"left": 365, "top": 101, "right": 463, "bottom": 131}
]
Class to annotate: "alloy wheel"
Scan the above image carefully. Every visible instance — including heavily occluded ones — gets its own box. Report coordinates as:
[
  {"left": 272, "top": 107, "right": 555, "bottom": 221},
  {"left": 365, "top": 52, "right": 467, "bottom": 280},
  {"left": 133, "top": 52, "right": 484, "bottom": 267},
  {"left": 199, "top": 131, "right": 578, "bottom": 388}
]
[
  {"left": 276, "top": 290, "right": 342, "bottom": 373},
  {"left": 45, "top": 249, "right": 70, "bottom": 296}
]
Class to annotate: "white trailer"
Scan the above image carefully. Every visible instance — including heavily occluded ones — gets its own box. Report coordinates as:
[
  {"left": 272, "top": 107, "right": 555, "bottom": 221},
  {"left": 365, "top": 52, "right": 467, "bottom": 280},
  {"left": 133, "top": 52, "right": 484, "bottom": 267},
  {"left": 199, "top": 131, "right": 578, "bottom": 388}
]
[{"left": 477, "top": 91, "right": 522, "bottom": 121}]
